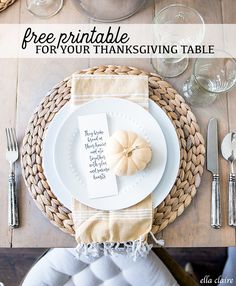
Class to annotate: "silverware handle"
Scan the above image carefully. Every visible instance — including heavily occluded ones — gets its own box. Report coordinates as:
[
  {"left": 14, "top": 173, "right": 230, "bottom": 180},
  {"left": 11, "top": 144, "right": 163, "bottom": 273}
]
[
  {"left": 211, "top": 174, "right": 221, "bottom": 229},
  {"left": 8, "top": 171, "right": 19, "bottom": 228},
  {"left": 229, "top": 173, "right": 236, "bottom": 227}
]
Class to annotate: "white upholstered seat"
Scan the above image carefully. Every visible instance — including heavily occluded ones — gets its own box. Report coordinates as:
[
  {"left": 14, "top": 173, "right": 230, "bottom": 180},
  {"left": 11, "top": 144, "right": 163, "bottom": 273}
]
[{"left": 22, "top": 248, "right": 179, "bottom": 286}]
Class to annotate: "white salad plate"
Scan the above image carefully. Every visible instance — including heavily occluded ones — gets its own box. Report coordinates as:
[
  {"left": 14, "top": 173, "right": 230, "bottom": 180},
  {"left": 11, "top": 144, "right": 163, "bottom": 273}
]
[
  {"left": 52, "top": 98, "right": 166, "bottom": 210},
  {"left": 43, "top": 98, "right": 180, "bottom": 210}
]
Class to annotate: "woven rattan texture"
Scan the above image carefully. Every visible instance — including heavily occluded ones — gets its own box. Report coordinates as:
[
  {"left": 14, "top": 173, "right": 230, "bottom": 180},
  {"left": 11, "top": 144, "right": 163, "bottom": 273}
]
[
  {"left": 0, "top": 0, "right": 16, "bottom": 12},
  {"left": 21, "top": 65, "right": 205, "bottom": 236}
]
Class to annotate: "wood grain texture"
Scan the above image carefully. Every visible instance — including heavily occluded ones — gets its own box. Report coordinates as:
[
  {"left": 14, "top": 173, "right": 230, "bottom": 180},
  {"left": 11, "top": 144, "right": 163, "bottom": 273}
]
[
  {"left": 162, "top": 71, "right": 234, "bottom": 246},
  {"left": 154, "top": 0, "right": 223, "bottom": 23},
  {"left": 221, "top": 0, "right": 236, "bottom": 24},
  {"left": 0, "top": 59, "right": 19, "bottom": 247},
  {"left": 0, "top": 0, "right": 20, "bottom": 248},
  {"left": 0, "top": 248, "right": 46, "bottom": 286},
  {"left": 222, "top": 0, "right": 236, "bottom": 246},
  {"left": 154, "top": 0, "right": 235, "bottom": 247},
  {"left": 0, "top": 0, "right": 19, "bottom": 21},
  {"left": 20, "top": 0, "right": 88, "bottom": 23},
  {"left": 0, "top": 0, "right": 235, "bottom": 247},
  {"left": 13, "top": 59, "right": 89, "bottom": 247},
  {"left": 12, "top": 0, "right": 90, "bottom": 247}
]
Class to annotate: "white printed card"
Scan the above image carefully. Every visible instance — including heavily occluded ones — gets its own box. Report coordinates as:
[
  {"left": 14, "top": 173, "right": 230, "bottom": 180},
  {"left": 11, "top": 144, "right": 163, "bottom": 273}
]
[{"left": 78, "top": 113, "right": 118, "bottom": 199}]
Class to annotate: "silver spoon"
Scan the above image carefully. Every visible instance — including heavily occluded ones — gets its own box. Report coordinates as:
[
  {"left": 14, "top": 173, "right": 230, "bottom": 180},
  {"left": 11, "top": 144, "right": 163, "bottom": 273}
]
[{"left": 221, "top": 132, "right": 236, "bottom": 227}]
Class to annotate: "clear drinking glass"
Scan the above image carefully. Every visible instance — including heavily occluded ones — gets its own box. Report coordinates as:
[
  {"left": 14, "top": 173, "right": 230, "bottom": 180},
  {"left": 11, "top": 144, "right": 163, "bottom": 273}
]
[
  {"left": 72, "top": 0, "right": 146, "bottom": 22},
  {"left": 26, "top": 0, "right": 63, "bottom": 18},
  {"left": 152, "top": 4, "right": 205, "bottom": 78},
  {"left": 183, "top": 52, "right": 236, "bottom": 107}
]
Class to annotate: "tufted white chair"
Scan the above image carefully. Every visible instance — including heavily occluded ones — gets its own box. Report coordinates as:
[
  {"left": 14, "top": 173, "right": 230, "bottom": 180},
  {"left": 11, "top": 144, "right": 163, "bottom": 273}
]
[{"left": 21, "top": 248, "right": 179, "bottom": 286}]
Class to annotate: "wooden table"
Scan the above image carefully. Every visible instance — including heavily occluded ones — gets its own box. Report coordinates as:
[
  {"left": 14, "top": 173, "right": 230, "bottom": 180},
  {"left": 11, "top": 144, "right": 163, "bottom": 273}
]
[{"left": 0, "top": 0, "right": 235, "bottom": 248}]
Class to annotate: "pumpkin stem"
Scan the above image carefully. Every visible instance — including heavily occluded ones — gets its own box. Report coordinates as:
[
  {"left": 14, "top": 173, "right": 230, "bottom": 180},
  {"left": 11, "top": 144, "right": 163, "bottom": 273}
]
[{"left": 123, "top": 146, "right": 140, "bottom": 157}]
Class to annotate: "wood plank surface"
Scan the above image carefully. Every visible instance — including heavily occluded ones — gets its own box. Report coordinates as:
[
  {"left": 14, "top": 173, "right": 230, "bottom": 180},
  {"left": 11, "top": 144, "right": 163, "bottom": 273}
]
[
  {"left": 0, "top": 59, "right": 18, "bottom": 247},
  {"left": 0, "top": 248, "right": 46, "bottom": 286},
  {"left": 154, "top": 0, "right": 223, "bottom": 23},
  {"left": 222, "top": 0, "right": 236, "bottom": 246},
  {"left": 11, "top": 1, "right": 90, "bottom": 247},
  {"left": 155, "top": 0, "right": 235, "bottom": 247},
  {"left": 0, "top": 0, "right": 235, "bottom": 247},
  {"left": 0, "top": 1, "right": 20, "bottom": 247},
  {"left": 13, "top": 59, "right": 89, "bottom": 247},
  {"left": 0, "top": 0, "right": 20, "bottom": 23}
]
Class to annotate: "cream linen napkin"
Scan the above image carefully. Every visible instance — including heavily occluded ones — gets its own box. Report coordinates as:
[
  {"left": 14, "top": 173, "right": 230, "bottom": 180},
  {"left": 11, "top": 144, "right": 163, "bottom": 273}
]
[{"left": 71, "top": 74, "right": 159, "bottom": 260}]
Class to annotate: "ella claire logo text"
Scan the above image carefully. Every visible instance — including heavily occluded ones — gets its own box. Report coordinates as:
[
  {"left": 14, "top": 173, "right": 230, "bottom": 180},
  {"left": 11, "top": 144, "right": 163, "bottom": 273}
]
[{"left": 200, "top": 275, "right": 234, "bottom": 284}]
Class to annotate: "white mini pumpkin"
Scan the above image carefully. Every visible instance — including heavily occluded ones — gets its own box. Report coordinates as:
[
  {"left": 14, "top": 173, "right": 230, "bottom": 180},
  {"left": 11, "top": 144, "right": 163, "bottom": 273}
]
[{"left": 105, "top": 130, "right": 152, "bottom": 176}]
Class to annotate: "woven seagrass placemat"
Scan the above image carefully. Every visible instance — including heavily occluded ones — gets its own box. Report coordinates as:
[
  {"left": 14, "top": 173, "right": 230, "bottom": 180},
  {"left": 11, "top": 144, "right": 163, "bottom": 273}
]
[
  {"left": 0, "top": 0, "right": 16, "bottom": 12},
  {"left": 21, "top": 65, "right": 205, "bottom": 236}
]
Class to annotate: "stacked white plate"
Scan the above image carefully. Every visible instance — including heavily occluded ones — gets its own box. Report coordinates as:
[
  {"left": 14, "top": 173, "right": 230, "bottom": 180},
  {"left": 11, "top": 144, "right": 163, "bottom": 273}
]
[{"left": 43, "top": 98, "right": 180, "bottom": 210}]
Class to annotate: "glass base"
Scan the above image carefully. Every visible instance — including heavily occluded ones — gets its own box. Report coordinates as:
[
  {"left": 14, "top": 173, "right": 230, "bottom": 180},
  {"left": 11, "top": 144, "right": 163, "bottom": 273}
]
[
  {"left": 183, "top": 79, "right": 217, "bottom": 107},
  {"left": 74, "top": 0, "right": 147, "bottom": 23},
  {"left": 26, "top": 0, "right": 63, "bottom": 18},
  {"left": 151, "top": 57, "right": 189, "bottom": 78}
]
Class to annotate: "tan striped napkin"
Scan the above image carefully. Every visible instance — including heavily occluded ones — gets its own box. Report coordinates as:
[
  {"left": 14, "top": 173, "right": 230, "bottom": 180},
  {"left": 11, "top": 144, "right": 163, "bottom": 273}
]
[
  {"left": 71, "top": 74, "right": 149, "bottom": 109},
  {"left": 71, "top": 74, "right": 155, "bottom": 260}
]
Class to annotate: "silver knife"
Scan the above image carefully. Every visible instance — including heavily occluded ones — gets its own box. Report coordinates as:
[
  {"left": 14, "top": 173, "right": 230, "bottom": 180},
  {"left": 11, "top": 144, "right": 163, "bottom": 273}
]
[{"left": 207, "top": 118, "right": 221, "bottom": 229}]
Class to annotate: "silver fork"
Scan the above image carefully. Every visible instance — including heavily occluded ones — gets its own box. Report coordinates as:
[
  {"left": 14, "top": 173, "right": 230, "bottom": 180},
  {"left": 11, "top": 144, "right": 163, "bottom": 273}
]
[{"left": 5, "top": 128, "right": 19, "bottom": 228}]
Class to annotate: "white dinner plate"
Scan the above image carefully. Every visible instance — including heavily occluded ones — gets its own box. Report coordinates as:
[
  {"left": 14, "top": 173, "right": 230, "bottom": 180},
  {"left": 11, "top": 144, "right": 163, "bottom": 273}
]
[
  {"left": 43, "top": 99, "right": 180, "bottom": 210},
  {"left": 53, "top": 98, "right": 167, "bottom": 210}
]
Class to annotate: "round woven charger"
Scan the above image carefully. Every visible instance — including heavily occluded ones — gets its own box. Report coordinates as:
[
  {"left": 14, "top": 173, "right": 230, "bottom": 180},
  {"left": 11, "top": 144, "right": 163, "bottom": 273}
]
[
  {"left": 22, "top": 65, "right": 205, "bottom": 236},
  {"left": 0, "top": 0, "right": 16, "bottom": 12}
]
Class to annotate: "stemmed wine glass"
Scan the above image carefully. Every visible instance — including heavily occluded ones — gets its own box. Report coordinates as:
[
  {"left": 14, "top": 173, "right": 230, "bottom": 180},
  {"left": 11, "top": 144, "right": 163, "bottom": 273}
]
[
  {"left": 26, "top": 0, "right": 63, "bottom": 18},
  {"left": 152, "top": 4, "right": 205, "bottom": 78},
  {"left": 183, "top": 51, "right": 236, "bottom": 107}
]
